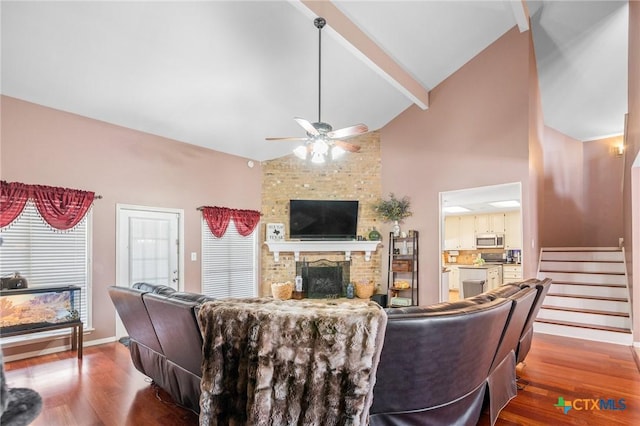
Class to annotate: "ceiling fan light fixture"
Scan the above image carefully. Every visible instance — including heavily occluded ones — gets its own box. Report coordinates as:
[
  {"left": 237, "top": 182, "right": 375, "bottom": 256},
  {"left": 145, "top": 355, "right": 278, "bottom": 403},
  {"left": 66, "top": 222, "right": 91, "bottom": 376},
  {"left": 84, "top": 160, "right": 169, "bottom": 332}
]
[
  {"left": 312, "top": 138, "right": 329, "bottom": 155},
  {"left": 331, "top": 145, "right": 345, "bottom": 160},
  {"left": 311, "top": 151, "right": 325, "bottom": 164},
  {"left": 293, "top": 145, "right": 308, "bottom": 160}
]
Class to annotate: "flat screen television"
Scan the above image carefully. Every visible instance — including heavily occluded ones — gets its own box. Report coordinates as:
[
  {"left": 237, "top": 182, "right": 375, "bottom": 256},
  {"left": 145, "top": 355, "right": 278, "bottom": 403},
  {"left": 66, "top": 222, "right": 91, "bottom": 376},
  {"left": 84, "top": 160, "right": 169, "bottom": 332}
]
[{"left": 289, "top": 200, "right": 359, "bottom": 240}]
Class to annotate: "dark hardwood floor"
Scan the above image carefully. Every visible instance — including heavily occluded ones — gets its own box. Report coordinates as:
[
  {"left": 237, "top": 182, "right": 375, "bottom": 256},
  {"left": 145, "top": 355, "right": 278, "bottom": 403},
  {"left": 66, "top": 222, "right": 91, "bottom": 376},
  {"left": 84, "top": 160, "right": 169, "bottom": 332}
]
[{"left": 4, "top": 333, "right": 640, "bottom": 425}]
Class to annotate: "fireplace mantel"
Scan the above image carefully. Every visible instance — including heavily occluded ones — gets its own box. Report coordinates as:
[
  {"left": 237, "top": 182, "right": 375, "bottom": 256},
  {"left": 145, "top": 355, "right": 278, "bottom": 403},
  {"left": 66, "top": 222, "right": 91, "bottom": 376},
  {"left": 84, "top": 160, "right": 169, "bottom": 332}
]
[{"left": 265, "top": 240, "right": 381, "bottom": 262}]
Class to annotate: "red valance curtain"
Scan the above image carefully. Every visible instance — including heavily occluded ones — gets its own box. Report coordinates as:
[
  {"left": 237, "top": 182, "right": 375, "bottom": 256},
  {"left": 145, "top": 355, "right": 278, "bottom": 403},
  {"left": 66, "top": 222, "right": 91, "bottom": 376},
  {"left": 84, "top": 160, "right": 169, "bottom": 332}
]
[
  {"left": 1, "top": 181, "right": 95, "bottom": 230},
  {"left": 0, "top": 181, "right": 30, "bottom": 228},
  {"left": 202, "top": 206, "right": 261, "bottom": 237}
]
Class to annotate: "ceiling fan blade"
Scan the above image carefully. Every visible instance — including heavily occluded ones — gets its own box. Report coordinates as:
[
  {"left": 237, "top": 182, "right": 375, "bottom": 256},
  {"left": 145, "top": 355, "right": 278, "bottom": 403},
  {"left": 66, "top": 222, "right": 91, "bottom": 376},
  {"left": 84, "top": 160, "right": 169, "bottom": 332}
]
[
  {"left": 327, "top": 124, "right": 368, "bottom": 139},
  {"left": 265, "top": 137, "right": 310, "bottom": 142},
  {"left": 334, "top": 140, "right": 361, "bottom": 153},
  {"left": 294, "top": 117, "right": 320, "bottom": 136}
]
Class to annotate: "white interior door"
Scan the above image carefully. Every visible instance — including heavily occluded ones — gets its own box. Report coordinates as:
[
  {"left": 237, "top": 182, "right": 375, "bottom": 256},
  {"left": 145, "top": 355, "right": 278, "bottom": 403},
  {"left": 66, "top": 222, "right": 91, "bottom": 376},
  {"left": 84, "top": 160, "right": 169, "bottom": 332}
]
[{"left": 115, "top": 205, "right": 183, "bottom": 338}]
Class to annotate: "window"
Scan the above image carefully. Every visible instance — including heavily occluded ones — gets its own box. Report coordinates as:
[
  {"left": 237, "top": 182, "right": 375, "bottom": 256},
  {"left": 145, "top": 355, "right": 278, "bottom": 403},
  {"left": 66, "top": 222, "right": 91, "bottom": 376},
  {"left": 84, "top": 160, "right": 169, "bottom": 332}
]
[
  {"left": 0, "top": 201, "right": 91, "bottom": 329},
  {"left": 201, "top": 217, "right": 258, "bottom": 298}
]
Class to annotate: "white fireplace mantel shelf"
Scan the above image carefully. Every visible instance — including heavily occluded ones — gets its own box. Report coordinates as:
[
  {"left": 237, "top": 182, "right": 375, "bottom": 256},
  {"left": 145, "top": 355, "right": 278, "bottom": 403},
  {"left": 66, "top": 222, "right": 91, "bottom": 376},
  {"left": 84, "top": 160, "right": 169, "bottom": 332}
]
[{"left": 265, "top": 240, "right": 381, "bottom": 262}]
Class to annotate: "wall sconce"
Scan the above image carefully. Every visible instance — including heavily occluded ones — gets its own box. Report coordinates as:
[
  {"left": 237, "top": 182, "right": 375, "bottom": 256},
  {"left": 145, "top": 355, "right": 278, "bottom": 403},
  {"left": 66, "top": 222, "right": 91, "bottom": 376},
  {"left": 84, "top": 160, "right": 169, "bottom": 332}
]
[{"left": 614, "top": 144, "right": 625, "bottom": 157}]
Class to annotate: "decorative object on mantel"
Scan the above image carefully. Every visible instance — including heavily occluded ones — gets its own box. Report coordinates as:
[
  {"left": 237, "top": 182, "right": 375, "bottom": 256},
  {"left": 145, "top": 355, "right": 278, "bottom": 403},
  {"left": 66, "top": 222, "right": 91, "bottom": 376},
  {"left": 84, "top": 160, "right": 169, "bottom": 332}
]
[
  {"left": 265, "top": 17, "right": 368, "bottom": 164},
  {"left": 197, "top": 298, "right": 387, "bottom": 426},
  {"left": 373, "top": 193, "right": 413, "bottom": 237},
  {"left": 368, "top": 227, "right": 382, "bottom": 241},
  {"left": 266, "top": 223, "right": 285, "bottom": 242}
]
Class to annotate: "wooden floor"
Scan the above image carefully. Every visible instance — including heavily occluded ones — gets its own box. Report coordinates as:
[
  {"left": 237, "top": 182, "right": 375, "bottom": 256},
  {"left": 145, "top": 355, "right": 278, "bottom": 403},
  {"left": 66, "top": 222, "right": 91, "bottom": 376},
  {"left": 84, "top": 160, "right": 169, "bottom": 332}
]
[{"left": 4, "top": 333, "right": 640, "bottom": 425}]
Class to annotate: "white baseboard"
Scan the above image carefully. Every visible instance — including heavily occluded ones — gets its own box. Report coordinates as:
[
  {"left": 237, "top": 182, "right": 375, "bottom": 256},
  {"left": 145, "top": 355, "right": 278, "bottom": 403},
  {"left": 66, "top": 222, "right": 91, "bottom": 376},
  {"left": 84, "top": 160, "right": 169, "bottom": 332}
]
[{"left": 2, "top": 336, "right": 118, "bottom": 363}]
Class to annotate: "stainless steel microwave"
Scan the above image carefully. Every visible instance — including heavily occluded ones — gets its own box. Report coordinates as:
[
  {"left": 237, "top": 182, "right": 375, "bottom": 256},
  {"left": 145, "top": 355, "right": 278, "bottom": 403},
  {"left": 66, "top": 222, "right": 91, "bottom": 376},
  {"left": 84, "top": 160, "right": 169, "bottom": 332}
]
[{"left": 476, "top": 233, "right": 504, "bottom": 248}]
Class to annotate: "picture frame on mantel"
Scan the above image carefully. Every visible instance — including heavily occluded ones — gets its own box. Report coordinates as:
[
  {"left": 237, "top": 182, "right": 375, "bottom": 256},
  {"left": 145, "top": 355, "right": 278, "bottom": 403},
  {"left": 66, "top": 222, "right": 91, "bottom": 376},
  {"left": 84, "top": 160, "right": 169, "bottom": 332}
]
[{"left": 266, "top": 223, "right": 285, "bottom": 242}]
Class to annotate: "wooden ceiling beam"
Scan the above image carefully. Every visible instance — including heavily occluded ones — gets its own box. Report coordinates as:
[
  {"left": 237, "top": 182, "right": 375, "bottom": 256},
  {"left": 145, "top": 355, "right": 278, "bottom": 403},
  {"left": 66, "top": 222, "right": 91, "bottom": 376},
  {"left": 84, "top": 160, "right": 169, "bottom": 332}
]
[
  {"left": 295, "top": 0, "right": 430, "bottom": 110},
  {"left": 510, "top": 0, "right": 530, "bottom": 33}
]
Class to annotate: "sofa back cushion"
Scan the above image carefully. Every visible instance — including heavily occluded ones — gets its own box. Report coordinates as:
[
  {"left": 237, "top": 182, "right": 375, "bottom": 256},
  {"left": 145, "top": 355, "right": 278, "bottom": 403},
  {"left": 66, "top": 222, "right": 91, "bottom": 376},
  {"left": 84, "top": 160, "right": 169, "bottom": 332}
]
[
  {"left": 108, "top": 286, "right": 163, "bottom": 354},
  {"left": 371, "top": 298, "right": 512, "bottom": 422},
  {"left": 490, "top": 286, "right": 537, "bottom": 372},
  {"left": 142, "top": 293, "right": 204, "bottom": 377}
]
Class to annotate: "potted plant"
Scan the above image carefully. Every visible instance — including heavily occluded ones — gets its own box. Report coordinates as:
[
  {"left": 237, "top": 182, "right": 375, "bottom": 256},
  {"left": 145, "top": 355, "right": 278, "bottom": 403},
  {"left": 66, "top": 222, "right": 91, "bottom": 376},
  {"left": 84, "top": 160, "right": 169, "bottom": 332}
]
[{"left": 373, "top": 193, "right": 412, "bottom": 237}]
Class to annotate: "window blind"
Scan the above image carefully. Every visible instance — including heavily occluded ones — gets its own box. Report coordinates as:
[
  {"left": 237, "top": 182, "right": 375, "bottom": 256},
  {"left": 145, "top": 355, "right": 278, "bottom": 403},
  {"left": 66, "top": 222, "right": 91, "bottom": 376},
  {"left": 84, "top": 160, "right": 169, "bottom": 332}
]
[
  {"left": 0, "top": 201, "right": 90, "bottom": 328},
  {"left": 201, "top": 217, "right": 257, "bottom": 299}
]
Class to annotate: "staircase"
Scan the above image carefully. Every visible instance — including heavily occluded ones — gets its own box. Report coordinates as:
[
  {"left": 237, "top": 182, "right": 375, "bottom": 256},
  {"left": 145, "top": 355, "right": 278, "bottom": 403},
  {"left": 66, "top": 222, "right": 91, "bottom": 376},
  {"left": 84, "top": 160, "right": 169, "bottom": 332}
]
[{"left": 535, "top": 247, "right": 633, "bottom": 345}]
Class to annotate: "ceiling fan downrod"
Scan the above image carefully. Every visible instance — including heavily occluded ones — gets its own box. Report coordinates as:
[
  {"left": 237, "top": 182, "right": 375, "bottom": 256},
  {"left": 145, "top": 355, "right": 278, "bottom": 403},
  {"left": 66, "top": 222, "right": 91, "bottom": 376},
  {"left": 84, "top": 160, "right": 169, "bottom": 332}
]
[{"left": 315, "top": 17, "right": 326, "bottom": 126}]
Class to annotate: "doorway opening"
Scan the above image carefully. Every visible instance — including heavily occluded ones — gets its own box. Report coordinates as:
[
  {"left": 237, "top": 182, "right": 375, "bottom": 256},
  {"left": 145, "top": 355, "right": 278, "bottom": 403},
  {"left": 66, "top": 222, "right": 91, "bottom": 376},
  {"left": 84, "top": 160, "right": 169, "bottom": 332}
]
[{"left": 439, "top": 182, "right": 523, "bottom": 302}]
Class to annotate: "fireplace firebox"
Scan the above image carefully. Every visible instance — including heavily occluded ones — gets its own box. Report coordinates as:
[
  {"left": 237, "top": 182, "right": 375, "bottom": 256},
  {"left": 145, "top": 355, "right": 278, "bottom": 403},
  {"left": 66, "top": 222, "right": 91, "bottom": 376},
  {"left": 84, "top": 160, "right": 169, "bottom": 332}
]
[{"left": 296, "top": 259, "right": 350, "bottom": 299}]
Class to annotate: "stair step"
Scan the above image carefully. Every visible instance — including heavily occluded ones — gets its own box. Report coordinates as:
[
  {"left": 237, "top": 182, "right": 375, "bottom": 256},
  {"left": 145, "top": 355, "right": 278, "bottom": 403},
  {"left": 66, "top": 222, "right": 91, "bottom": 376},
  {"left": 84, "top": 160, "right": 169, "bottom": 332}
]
[
  {"left": 533, "top": 320, "right": 633, "bottom": 345},
  {"left": 549, "top": 283, "right": 628, "bottom": 299},
  {"left": 538, "top": 271, "right": 626, "bottom": 285},
  {"left": 541, "top": 247, "right": 621, "bottom": 251},
  {"left": 538, "top": 307, "right": 631, "bottom": 329},
  {"left": 546, "top": 293, "right": 627, "bottom": 302},
  {"left": 541, "top": 305, "right": 629, "bottom": 318},
  {"left": 544, "top": 295, "right": 629, "bottom": 313},
  {"left": 548, "top": 281, "right": 626, "bottom": 288},
  {"left": 540, "top": 249, "right": 623, "bottom": 263},
  {"left": 539, "top": 261, "right": 626, "bottom": 274},
  {"left": 535, "top": 318, "right": 631, "bottom": 334}
]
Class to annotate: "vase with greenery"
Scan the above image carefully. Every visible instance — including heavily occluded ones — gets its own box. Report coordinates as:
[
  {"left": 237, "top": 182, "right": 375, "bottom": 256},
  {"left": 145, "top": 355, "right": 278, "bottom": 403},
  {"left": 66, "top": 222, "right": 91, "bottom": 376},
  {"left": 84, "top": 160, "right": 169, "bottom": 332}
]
[{"left": 373, "top": 193, "right": 412, "bottom": 237}]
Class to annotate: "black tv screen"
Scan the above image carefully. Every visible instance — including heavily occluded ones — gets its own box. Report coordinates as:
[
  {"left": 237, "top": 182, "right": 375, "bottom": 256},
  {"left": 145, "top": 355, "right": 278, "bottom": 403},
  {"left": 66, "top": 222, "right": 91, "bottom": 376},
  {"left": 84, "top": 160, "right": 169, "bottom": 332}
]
[{"left": 289, "top": 200, "right": 359, "bottom": 240}]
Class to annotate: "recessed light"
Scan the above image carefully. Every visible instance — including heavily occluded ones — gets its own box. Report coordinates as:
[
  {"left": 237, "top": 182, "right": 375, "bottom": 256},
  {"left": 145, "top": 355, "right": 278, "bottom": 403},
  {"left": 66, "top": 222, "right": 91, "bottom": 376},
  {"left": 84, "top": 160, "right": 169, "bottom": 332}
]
[
  {"left": 443, "top": 206, "right": 471, "bottom": 213},
  {"left": 489, "top": 200, "right": 520, "bottom": 208}
]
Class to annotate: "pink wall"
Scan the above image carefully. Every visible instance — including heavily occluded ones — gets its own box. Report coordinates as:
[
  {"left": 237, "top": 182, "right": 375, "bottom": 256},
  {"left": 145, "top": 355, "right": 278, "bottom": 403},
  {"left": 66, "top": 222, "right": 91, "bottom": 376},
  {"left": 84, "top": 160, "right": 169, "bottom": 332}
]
[
  {"left": 626, "top": 0, "right": 640, "bottom": 341},
  {"left": 380, "top": 27, "right": 532, "bottom": 305},
  {"left": 527, "top": 29, "right": 545, "bottom": 277},
  {"left": 583, "top": 136, "right": 625, "bottom": 246},
  {"left": 0, "top": 96, "right": 262, "bottom": 354},
  {"left": 541, "top": 126, "right": 585, "bottom": 247}
]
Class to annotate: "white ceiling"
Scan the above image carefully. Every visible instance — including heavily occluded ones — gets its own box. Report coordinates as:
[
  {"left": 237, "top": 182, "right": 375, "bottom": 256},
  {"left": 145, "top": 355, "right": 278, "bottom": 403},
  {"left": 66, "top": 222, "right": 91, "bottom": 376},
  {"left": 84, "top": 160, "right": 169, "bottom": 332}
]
[{"left": 0, "top": 1, "right": 629, "bottom": 162}]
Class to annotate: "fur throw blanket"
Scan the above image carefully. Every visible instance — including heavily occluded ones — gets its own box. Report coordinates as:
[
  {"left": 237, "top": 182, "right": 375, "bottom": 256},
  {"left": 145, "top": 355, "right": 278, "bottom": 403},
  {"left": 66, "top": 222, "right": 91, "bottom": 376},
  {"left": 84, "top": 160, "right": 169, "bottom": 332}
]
[
  {"left": 1, "top": 352, "right": 43, "bottom": 426},
  {"left": 198, "top": 298, "right": 387, "bottom": 426}
]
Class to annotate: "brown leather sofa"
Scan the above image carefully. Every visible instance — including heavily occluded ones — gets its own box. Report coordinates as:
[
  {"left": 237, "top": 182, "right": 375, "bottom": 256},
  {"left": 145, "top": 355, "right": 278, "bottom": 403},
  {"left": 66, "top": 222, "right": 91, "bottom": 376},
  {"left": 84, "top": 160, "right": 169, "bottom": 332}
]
[
  {"left": 108, "top": 278, "right": 550, "bottom": 423},
  {"left": 369, "top": 278, "right": 549, "bottom": 426},
  {"left": 108, "top": 283, "right": 214, "bottom": 413}
]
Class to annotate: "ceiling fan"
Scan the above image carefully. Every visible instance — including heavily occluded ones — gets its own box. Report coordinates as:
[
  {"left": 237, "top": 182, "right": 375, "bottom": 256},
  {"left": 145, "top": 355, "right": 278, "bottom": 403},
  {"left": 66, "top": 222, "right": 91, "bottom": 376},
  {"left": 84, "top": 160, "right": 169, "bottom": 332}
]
[{"left": 266, "top": 17, "right": 369, "bottom": 163}]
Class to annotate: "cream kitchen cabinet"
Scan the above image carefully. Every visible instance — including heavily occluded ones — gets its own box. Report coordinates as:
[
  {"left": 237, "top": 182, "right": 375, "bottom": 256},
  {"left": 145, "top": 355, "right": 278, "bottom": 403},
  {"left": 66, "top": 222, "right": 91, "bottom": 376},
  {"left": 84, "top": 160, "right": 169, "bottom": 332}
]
[
  {"left": 448, "top": 265, "right": 460, "bottom": 290},
  {"left": 502, "top": 264, "right": 523, "bottom": 284},
  {"left": 504, "top": 211, "right": 522, "bottom": 250},
  {"left": 458, "top": 216, "right": 476, "bottom": 249},
  {"left": 474, "top": 213, "right": 505, "bottom": 234},
  {"left": 444, "top": 216, "right": 476, "bottom": 250},
  {"left": 444, "top": 216, "right": 460, "bottom": 250},
  {"left": 487, "top": 266, "right": 502, "bottom": 290}
]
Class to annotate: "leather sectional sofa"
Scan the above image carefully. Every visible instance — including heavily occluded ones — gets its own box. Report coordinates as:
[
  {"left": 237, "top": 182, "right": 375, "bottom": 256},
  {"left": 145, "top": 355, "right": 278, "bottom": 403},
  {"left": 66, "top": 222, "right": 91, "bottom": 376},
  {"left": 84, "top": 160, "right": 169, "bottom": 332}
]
[{"left": 108, "top": 278, "right": 551, "bottom": 425}]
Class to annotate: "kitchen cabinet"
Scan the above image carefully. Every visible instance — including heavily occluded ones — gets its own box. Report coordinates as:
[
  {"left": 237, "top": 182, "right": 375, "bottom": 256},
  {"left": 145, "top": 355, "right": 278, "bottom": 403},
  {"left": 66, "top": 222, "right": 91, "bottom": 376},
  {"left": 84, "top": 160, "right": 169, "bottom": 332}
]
[
  {"left": 388, "top": 231, "right": 419, "bottom": 307},
  {"left": 444, "top": 216, "right": 460, "bottom": 250},
  {"left": 448, "top": 265, "right": 460, "bottom": 290},
  {"left": 444, "top": 216, "right": 475, "bottom": 250},
  {"left": 504, "top": 211, "right": 522, "bottom": 249},
  {"left": 487, "top": 266, "right": 502, "bottom": 290},
  {"left": 459, "top": 216, "right": 476, "bottom": 249},
  {"left": 502, "top": 264, "right": 523, "bottom": 284},
  {"left": 475, "top": 213, "right": 505, "bottom": 234}
]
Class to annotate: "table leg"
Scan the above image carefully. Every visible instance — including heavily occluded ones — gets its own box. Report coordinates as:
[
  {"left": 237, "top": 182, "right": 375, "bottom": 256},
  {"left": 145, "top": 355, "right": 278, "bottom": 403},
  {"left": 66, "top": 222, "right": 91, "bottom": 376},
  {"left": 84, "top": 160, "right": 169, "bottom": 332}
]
[{"left": 77, "top": 323, "right": 83, "bottom": 359}]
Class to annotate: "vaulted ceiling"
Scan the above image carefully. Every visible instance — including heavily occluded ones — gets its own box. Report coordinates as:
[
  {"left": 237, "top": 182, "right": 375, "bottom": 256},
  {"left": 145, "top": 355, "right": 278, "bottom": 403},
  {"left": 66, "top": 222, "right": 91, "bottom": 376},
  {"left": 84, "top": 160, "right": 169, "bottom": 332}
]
[{"left": 1, "top": 1, "right": 629, "bottom": 161}]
